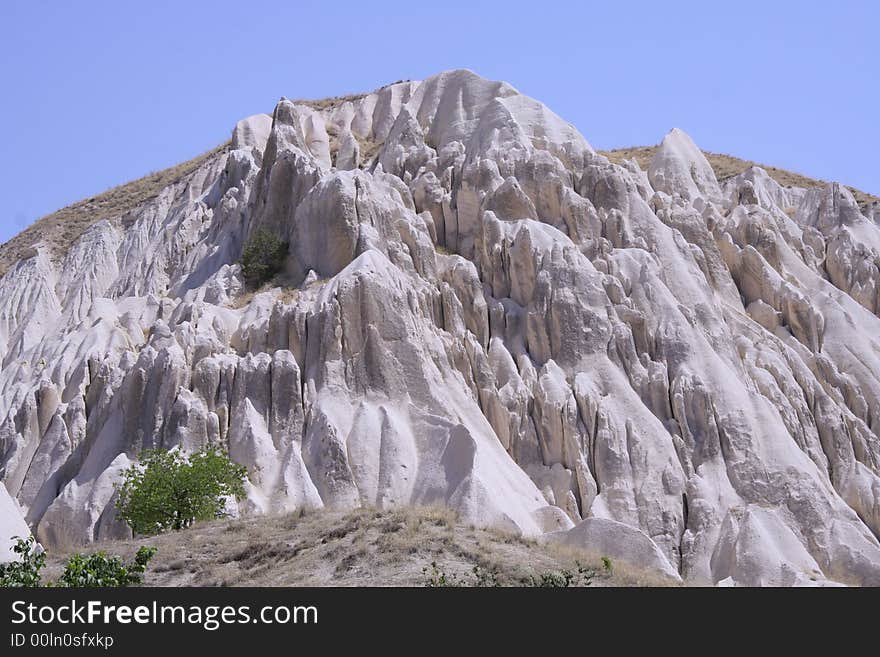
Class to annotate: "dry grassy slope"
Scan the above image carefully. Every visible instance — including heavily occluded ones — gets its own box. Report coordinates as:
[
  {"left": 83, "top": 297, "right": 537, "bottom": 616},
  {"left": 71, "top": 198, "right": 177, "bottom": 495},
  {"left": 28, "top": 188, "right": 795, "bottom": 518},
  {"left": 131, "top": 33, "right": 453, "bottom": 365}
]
[
  {"left": 292, "top": 92, "right": 368, "bottom": 112},
  {"left": 41, "top": 507, "right": 673, "bottom": 587},
  {"left": 0, "top": 142, "right": 230, "bottom": 278},
  {"left": 599, "top": 146, "right": 880, "bottom": 212}
]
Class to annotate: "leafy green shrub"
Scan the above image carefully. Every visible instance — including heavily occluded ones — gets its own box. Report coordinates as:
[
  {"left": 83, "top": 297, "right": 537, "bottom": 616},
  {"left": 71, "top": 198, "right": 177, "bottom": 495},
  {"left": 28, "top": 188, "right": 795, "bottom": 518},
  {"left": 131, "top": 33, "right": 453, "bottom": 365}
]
[
  {"left": 116, "top": 446, "right": 247, "bottom": 535},
  {"left": 0, "top": 536, "right": 45, "bottom": 587},
  {"left": 240, "top": 229, "right": 288, "bottom": 289},
  {"left": 55, "top": 546, "right": 157, "bottom": 587},
  {"left": 1, "top": 537, "right": 156, "bottom": 588}
]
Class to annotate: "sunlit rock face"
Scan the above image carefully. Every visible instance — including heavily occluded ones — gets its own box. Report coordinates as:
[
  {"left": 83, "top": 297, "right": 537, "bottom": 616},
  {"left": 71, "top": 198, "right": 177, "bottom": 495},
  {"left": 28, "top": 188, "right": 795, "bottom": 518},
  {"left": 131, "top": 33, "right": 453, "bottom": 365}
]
[{"left": 2, "top": 69, "right": 880, "bottom": 585}]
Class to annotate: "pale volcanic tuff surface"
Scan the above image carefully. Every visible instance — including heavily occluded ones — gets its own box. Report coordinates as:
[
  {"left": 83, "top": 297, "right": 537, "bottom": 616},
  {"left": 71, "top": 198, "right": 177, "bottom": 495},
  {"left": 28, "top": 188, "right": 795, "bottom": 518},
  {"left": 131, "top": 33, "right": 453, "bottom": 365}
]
[{"left": 2, "top": 70, "right": 880, "bottom": 586}]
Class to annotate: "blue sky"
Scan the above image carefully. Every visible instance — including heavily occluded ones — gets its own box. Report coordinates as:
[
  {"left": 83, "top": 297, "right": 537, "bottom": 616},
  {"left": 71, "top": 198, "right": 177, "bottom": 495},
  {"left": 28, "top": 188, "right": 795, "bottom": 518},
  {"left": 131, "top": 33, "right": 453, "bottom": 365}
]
[{"left": 1, "top": 1, "right": 877, "bottom": 244}]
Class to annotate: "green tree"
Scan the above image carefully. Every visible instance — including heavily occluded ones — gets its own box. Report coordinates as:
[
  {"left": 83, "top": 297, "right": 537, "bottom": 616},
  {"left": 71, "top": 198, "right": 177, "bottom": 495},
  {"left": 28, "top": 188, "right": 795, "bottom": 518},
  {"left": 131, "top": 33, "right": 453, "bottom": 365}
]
[
  {"left": 0, "top": 536, "right": 45, "bottom": 587},
  {"left": 115, "top": 446, "right": 247, "bottom": 535},
  {"left": 55, "top": 546, "right": 157, "bottom": 587},
  {"left": 240, "top": 229, "right": 288, "bottom": 289}
]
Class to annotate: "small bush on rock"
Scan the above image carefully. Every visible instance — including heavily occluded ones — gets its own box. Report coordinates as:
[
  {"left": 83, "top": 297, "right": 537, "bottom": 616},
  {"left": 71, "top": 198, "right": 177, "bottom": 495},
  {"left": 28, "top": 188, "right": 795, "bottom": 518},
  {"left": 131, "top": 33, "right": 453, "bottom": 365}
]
[{"left": 240, "top": 229, "right": 288, "bottom": 289}]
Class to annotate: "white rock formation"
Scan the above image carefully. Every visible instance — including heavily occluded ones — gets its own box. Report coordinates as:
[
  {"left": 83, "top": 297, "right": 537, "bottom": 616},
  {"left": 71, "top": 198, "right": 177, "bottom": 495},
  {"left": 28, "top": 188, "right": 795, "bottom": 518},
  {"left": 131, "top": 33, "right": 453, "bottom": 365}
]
[
  {"left": 1, "top": 482, "right": 30, "bottom": 562},
  {"left": 547, "top": 517, "right": 682, "bottom": 583},
  {"left": 1, "top": 69, "right": 880, "bottom": 585}
]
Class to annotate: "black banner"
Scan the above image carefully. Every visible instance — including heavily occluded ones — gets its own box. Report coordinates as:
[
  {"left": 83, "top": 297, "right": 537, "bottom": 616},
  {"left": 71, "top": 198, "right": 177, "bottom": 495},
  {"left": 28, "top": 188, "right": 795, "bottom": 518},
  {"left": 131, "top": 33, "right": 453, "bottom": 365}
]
[{"left": 0, "top": 586, "right": 867, "bottom": 651}]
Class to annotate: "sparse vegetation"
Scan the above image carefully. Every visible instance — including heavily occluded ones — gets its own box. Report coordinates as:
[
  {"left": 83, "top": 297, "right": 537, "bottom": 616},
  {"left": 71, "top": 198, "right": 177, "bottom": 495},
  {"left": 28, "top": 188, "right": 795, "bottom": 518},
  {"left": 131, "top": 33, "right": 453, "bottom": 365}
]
[
  {"left": 290, "top": 78, "right": 410, "bottom": 113},
  {"left": 38, "top": 507, "right": 672, "bottom": 587},
  {"left": 0, "top": 536, "right": 45, "bottom": 587},
  {"left": 291, "top": 83, "right": 412, "bottom": 169},
  {"left": 115, "top": 446, "right": 247, "bottom": 536},
  {"left": 291, "top": 92, "right": 369, "bottom": 112},
  {"left": 354, "top": 134, "right": 384, "bottom": 167},
  {"left": 423, "top": 559, "right": 596, "bottom": 587},
  {"left": 422, "top": 561, "right": 466, "bottom": 587},
  {"left": 525, "top": 565, "right": 596, "bottom": 587},
  {"left": 325, "top": 120, "right": 384, "bottom": 170},
  {"left": 1, "top": 536, "right": 155, "bottom": 588},
  {"left": 239, "top": 229, "right": 288, "bottom": 289},
  {"left": 599, "top": 146, "right": 879, "bottom": 213}
]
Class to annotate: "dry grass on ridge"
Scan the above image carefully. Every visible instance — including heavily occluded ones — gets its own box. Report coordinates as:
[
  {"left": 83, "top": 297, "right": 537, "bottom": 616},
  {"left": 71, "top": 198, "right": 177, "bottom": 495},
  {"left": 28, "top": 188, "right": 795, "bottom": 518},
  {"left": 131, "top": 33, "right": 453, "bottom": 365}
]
[
  {"left": 599, "top": 146, "right": 879, "bottom": 212},
  {"left": 41, "top": 506, "right": 675, "bottom": 587},
  {"left": 0, "top": 142, "right": 230, "bottom": 278}
]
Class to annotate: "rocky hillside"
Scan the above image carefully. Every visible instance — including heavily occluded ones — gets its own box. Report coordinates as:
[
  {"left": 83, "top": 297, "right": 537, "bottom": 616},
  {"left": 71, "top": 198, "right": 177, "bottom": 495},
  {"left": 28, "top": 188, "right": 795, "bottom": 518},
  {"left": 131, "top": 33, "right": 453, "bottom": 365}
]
[
  {"left": 0, "top": 143, "right": 230, "bottom": 279},
  {"left": 2, "top": 69, "right": 880, "bottom": 586},
  {"left": 600, "top": 146, "right": 880, "bottom": 214}
]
